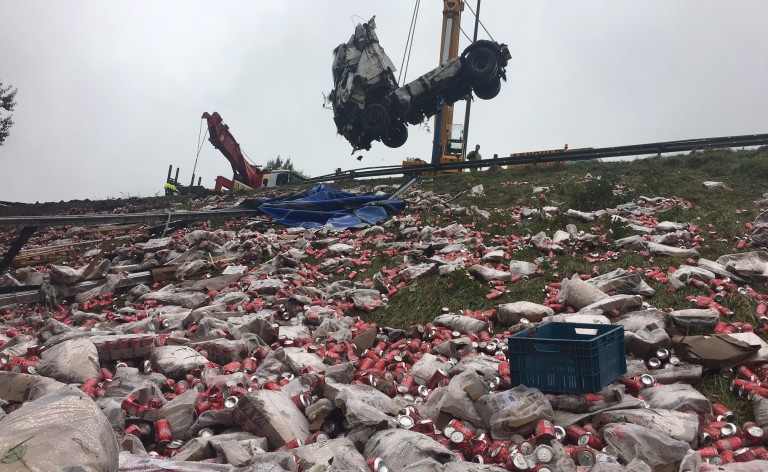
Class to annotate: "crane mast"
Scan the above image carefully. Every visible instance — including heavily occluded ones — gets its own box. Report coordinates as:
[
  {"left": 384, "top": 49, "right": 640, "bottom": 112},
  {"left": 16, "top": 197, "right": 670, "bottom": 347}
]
[{"left": 436, "top": 0, "right": 465, "bottom": 162}]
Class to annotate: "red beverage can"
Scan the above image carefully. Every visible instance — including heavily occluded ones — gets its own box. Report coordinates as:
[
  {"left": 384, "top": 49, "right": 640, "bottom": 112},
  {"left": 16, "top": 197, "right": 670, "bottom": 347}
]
[
  {"left": 242, "top": 357, "right": 257, "bottom": 374},
  {"left": 411, "top": 419, "right": 436, "bottom": 435},
  {"left": 140, "top": 407, "right": 158, "bottom": 422},
  {"left": 156, "top": 418, "right": 173, "bottom": 446},
  {"left": 742, "top": 421, "right": 764, "bottom": 445},
  {"left": 195, "top": 399, "right": 211, "bottom": 414},
  {"left": 491, "top": 444, "right": 511, "bottom": 463},
  {"left": 570, "top": 446, "right": 596, "bottom": 467},
  {"left": 175, "top": 382, "right": 188, "bottom": 395},
  {"left": 734, "top": 447, "right": 757, "bottom": 462},
  {"left": 565, "top": 424, "right": 588, "bottom": 444},
  {"left": 578, "top": 432, "right": 604, "bottom": 450},
  {"left": 581, "top": 393, "right": 603, "bottom": 403},
  {"left": 427, "top": 368, "right": 450, "bottom": 389},
  {"left": 714, "top": 436, "right": 744, "bottom": 451},
  {"left": 750, "top": 445, "right": 768, "bottom": 457},
  {"left": 80, "top": 378, "right": 99, "bottom": 394},
  {"left": 535, "top": 419, "right": 556, "bottom": 445},
  {"left": 398, "top": 375, "right": 415, "bottom": 394},
  {"left": 712, "top": 403, "right": 735, "bottom": 422},
  {"left": 124, "top": 424, "right": 142, "bottom": 438},
  {"left": 366, "top": 456, "right": 387, "bottom": 472},
  {"left": 100, "top": 367, "right": 114, "bottom": 381},
  {"left": 121, "top": 395, "right": 143, "bottom": 417},
  {"left": 696, "top": 446, "right": 719, "bottom": 458},
  {"left": 290, "top": 392, "right": 312, "bottom": 411},
  {"left": 227, "top": 386, "right": 248, "bottom": 397},
  {"left": 735, "top": 365, "right": 756, "bottom": 381},
  {"left": 275, "top": 438, "right": 302, "bottom": 451},
  {"left": 148, "top": 397, "right": 164, "bottom": 409},
  {"left": 358, "top": 357, "right": 375, "bottom": 371},
  {"left": 720, "top": 449, "right": 735, "bottom": 463}
]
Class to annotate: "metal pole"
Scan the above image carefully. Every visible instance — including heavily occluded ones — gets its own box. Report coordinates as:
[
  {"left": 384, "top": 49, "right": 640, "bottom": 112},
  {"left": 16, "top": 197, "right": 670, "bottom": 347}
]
[{"left": 461, "top": 0, "right": 481, "bottom": 161}]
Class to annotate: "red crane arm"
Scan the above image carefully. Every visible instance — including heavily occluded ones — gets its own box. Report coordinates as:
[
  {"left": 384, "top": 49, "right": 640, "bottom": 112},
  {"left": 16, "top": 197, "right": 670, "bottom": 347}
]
[{"left": 202, "top": 112, "right": 263, "bottom": 189}]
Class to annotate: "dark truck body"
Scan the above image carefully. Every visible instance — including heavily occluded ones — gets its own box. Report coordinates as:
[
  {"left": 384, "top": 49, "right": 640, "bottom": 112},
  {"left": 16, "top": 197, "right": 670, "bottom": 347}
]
[{"left": 329, "top": 17, "right": 510, "bottom": 152}]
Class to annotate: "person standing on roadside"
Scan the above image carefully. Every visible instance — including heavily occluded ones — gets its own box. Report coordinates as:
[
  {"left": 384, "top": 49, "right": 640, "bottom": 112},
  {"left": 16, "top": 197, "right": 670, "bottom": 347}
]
[{"left": 466, "top": 144, "right": 482, "bottom": 172}]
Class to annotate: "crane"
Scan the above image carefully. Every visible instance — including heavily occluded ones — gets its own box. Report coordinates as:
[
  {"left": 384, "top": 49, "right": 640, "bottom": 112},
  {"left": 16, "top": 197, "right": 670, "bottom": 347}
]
[{"left": 202, "top": 111, "right": 265, "bottom": 192}]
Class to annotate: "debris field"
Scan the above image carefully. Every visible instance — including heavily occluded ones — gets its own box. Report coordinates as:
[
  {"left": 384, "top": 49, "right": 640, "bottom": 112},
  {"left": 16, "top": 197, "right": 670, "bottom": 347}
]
[{"left": 3, "top": 172, "right": 768, "bottom": 472}]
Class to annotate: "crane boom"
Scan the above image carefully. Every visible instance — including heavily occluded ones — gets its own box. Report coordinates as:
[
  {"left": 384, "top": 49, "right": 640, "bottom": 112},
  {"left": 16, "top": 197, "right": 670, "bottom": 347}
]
[{"left": 202, "top": 112, "right": 264, "bottom": 190}]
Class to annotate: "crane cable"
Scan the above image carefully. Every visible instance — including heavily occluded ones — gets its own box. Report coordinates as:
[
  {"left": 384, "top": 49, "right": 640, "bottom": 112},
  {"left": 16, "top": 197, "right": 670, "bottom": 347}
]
[
  {"left": 463, "top": 1, "right": 496, "bottom": 42},
  {"left": 398, "top": 0, "right": 421, "bottom": 84},
  {"left": 197, "top": 117, "right": 258, "bottom": 168},
  {"left": 191, "top": 119, "right": 209, "bottom": 185}
]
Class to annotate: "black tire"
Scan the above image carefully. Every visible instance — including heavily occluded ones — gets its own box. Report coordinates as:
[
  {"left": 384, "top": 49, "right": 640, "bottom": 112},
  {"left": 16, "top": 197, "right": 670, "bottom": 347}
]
[
  {"left": 361, "top": 103, "right": 391, "bottom": 132},
  {"left": 382, "top": 123, "right": 408, "bottom": 148},
  {"left": 465, "top": 46, "right": 498, "bottom": 82},
  {"left": 474, "top": 77, "right": 502, "bottom": 100}
]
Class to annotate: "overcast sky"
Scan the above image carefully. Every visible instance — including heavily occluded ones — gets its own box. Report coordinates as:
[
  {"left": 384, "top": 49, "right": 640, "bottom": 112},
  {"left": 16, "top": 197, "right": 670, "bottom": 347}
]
[{"left": 1, "top": 1, "right": 767, "bottom": 203}]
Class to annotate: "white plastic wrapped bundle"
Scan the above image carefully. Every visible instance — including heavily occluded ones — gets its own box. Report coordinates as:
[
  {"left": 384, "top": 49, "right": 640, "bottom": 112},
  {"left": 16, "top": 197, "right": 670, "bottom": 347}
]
[{"left": 0, "top": 386, "right": 119, "bottom": 471}]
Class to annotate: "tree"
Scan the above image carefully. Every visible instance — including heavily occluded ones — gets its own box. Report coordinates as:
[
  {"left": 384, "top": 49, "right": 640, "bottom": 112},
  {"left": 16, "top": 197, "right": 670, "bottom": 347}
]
[
  {"left": 264, "top": 155, "right": 295, "bottom": 171},
  {"left": 0, "top": 81, "right": 17, "bottom": 146}
]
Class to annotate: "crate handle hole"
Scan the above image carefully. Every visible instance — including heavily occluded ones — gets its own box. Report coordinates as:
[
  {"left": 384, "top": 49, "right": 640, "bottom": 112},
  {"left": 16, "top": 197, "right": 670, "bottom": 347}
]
[
  {"left": 574, "top": 328, "right": 598, "bottom": 336},
  {"left": 534, "top": 343, "right": 560, "bottom": 353}
]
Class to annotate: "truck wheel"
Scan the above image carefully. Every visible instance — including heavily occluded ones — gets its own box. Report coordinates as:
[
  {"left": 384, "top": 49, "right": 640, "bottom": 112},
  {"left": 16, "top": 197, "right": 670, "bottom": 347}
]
[
  {"left": 383, "top": 123, "right": 408, "bottom": 148},
  {"left": 474, "top": 77, "right": 501, "bottom": 100},
  {"left": 466, "top": 47, "right": 498, "bottom": 82},
  {"left": 361, "top": 104, "right": 391, "bottom": 132}
]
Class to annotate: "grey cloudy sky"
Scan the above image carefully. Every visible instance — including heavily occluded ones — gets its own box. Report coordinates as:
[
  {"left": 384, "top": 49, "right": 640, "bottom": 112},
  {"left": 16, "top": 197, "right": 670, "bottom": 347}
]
[{"left": 1, "top": 1, "right": 767, "bottom": 203}]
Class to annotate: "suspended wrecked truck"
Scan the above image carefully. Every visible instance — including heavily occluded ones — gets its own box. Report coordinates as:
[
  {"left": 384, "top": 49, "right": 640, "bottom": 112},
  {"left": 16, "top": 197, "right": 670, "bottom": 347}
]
[{"left": 328, "top": 16, "right": 511, "bottom": 153}]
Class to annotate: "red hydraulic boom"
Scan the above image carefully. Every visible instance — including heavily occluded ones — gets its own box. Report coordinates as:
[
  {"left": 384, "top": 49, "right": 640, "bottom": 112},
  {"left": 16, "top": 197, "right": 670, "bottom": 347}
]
[{"left": 202, "top": 111, "right": 264, "bottom": 191}]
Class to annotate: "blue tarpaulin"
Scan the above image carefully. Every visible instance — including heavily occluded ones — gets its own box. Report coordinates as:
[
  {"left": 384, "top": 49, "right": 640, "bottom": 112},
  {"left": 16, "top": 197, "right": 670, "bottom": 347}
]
[{"left": 238, "top": 185, "right": 405, "bottom": 229}]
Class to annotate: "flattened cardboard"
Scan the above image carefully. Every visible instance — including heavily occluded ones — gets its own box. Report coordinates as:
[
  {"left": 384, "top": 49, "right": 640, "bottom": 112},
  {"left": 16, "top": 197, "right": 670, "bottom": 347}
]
[{"left": 671, "top": 334, "right": 762, "bottom": 369}]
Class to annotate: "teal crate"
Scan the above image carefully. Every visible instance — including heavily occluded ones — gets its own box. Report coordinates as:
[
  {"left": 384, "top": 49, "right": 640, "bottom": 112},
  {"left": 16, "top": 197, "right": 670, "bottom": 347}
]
[{"left": 507, "top": 322, "right": 626, "bottom": 394}]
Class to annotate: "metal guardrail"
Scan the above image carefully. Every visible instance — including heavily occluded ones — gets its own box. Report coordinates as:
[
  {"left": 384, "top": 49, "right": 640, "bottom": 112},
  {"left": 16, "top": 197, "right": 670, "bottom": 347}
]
[
  {"left": 304, "top": 133, "right": 768, "bottom": 183},
  {"left": 0, "top": 208, "right": 264, "bottom": 229}
]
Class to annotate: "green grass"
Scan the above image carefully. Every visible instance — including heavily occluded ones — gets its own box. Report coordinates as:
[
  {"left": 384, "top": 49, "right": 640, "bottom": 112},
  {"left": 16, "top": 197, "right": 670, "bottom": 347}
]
[
  {"left": 343, "top": 147, "right": 768, "bottom": 409},
  {"left": 364, "top": 268, "right": 498, "bottom": 329}
]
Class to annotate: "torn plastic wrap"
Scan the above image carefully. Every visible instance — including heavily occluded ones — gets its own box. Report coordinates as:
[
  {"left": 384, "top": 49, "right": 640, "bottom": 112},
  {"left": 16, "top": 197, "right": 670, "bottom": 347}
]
[
  {"left": 333, "top": 384, "right": 399, "bottom": 429},
  {"left": 0, "top": 386, "right": 119, "bottom": 472},
  {"left": 293, "top": 437, "right": 369, "bottom": 471},
  {"left": 37, "top": 336, "right": 100, "bottom": 384},
  {"left": 118, "top": 452, "right": 237, "bottom": 471},
  {"left": 496, "top": 301, "right": 554, "bottom": 325},
  {"left": 158, "top": 389, "right": 199, "bottom": 441},
  {"left": 149, "top": 345, "right": 209, "bottom": 379},
  {"left": 232, "top": 390, "right": 311, "bottom": 449},
  {"left": 601, "top": 423, "right": 691, "bottom": 470},
  {"left": 433, "top": 313, "right": 488, "bottom": 335},
  {"left": 475, "top": 385, "right": 554, "bottom": 438},
  {"left": 592, "top": 408, "right": 700, "bottom": 446},
  {"left": 363, "top": 429, "right": 460, "bottom": 471},
  {"left": 557, "top": 274, "right": 608, "bottom": 310}
]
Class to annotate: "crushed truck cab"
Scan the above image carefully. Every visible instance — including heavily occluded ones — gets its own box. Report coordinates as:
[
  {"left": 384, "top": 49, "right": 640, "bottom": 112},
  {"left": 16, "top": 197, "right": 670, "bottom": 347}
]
[{"left": 329, "top": 16, "right": 510, "bottom": 153}]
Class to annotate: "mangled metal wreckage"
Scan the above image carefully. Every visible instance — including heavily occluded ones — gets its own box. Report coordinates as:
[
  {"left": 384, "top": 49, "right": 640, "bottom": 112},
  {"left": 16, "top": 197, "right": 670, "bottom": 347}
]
[{"left": 329, "top": 17, "right": 511, "bottom": 152}]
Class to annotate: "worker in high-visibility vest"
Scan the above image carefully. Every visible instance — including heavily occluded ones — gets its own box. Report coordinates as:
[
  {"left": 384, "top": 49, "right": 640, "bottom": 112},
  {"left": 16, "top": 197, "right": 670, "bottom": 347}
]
[{"left": 164, "top": 182, "right": 178, "bottom": 196}]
